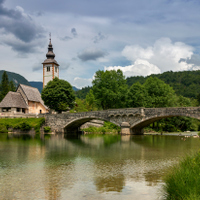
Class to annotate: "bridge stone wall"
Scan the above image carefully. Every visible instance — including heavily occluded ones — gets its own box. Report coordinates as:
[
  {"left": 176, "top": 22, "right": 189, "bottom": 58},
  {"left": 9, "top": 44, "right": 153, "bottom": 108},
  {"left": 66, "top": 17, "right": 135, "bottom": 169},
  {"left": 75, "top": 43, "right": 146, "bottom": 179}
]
[{"left": 39, "top": 107, "right": 200, "bottom": 135}]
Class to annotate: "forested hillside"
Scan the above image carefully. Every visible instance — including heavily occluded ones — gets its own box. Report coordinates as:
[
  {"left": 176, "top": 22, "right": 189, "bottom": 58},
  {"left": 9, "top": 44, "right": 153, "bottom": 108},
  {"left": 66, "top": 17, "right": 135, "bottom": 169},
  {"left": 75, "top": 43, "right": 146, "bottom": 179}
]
[
  {"left": 127, "top": 70, "right": 200, "bottom": 98},
  {"left": 0, "top": 70, "right": 30, "bottom": 87},
  {"left": 75, "top": 86, "right": 91, "bottom": 99}
]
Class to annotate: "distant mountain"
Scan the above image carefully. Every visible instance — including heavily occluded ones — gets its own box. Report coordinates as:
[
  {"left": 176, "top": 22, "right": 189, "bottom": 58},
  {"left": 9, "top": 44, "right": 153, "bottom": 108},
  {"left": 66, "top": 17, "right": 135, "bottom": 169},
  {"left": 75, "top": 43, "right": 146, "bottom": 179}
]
[
  {"left": 72, "top": 86, "right": 79, "bottom": 91},
  {"left": 29, "top": 81, "right": 79, "bottom": 93},
  {"left": 29, "top": 82, "right": 43, "bottom": 93},
  {"left": 0, "top": 70, "right": 30, "bottom": 87}
]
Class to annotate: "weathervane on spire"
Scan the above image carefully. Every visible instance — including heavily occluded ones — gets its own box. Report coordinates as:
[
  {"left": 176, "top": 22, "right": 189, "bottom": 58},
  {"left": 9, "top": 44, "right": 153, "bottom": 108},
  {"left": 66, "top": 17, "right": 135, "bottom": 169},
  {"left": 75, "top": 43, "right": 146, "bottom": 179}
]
[{"left": 49, "top": 32, "right": 51, "bottom": 44}]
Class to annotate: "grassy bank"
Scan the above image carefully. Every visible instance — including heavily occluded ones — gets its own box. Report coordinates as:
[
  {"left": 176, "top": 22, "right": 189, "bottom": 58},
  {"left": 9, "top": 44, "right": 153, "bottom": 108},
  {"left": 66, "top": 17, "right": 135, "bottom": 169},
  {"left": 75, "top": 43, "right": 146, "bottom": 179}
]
[
  {"left": 82, "top": 121, "right": 120, "bottom": 134},
  {"left": 163, "top": 151, "right": 200, "bottom": 200},
  {"left": 0, "top": 118, "right": 45, "bottom": 133}
]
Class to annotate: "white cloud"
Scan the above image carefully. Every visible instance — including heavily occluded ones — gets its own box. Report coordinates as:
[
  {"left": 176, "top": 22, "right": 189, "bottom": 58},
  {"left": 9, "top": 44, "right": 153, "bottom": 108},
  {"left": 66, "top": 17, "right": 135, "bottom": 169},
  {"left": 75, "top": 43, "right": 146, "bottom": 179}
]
[
  {"left": 122, "top": 45, "right": 154, "bottom": 61},
  {"left": 72, "top": 77, "right": 92, "bottom": 89},
  {"left": 105, "top": 59, "right": 161, "bottom": 77},
  {"left": 106, "top": 38, "right": 196, "bottom": 77}
]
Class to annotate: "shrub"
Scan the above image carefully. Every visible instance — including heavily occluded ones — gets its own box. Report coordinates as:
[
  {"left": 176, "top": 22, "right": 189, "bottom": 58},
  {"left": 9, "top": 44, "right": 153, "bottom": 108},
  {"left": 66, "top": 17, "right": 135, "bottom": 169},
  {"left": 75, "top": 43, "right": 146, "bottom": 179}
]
[
  {"left": 0, "top": 124, "right": 8, "bottom": 133},
  {"left": 19, "top": 122, "right": 31, "bottom": 131},
  {"left": 82, "top": 121, "right": 120, "bottom": 134},
  {"left": 34, "top": 118, "right": 45, "bottom": 133},
  {"left": 44, "top": 126, "right": 51, "bottom": 133}
]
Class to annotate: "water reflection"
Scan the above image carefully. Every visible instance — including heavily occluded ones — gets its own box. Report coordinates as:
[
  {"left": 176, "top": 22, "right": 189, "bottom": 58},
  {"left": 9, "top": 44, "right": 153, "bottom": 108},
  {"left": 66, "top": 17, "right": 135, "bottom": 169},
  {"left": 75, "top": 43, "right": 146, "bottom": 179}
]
[
  {"left": 95, "top": 174, "right": 125, "bottom": 192},
  {"left": 0, "top": 133, "right": 200, "bottom": 200}
]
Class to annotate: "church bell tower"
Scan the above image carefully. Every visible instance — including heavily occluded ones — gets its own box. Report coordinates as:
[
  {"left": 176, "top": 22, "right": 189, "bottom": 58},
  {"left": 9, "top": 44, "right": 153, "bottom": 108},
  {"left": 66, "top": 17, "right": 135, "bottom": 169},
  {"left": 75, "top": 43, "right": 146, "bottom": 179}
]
[{"left": 42, "top": 35, "right": 59, "bottom": 88}]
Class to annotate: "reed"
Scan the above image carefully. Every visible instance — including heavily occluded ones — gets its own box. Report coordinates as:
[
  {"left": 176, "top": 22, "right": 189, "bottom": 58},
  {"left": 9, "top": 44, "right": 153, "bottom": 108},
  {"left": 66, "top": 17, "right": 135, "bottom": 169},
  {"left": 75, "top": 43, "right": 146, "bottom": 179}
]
[{"left": 163, "top": 151, "right": 200, "bottom": 200}]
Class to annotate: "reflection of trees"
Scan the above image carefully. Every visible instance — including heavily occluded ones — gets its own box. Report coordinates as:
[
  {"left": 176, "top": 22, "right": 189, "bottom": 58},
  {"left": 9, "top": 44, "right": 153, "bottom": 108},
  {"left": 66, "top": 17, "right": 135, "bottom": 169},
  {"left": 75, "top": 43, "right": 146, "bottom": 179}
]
[
  {"left": 44, "top": 166, "right": 62, "bottom": 200},
  {"left": 94, "top": 160, "right": 126, "bottom": 193},
  {"left": 44, "top": 136, "right": 77, "bottom": 200},
  {"left": 44, "top": 163, "right": 75, "bottom": 200},
  {"left": 95, "top": 174, "right": 125, "bottom": 192},
  {"left": 79, "top": 134, "right": 121, "bottom": 147}
]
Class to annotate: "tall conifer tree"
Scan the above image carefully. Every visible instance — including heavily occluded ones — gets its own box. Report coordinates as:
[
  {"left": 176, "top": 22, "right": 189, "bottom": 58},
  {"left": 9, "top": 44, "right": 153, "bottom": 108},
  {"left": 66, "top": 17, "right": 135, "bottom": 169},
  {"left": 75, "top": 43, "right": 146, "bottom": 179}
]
[{"left": 1, "top": 71, "right": 10, "bottom": 97}]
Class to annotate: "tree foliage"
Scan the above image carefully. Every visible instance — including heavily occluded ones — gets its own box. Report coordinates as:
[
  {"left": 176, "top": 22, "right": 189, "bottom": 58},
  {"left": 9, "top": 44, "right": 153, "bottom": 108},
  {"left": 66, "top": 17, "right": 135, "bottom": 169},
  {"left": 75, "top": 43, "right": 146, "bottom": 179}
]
[
  {"left": 0, "top": 71, "right": 16, "bottom": 101},
  {"left": 143, "top": 77, "right": 176, "bottom": 107},
  {"left": 75, "top": 86, "right": 92, "bottom": 99},
  {"left": 126, "top": 76, "right": 199, "bottom": 132},
  {"left": 41, "top": 77, "right": 75, "bottom": 112},
  {"left": 75, "top": 70, "right": 200, "bottom": 101},
  {"left": 127, "top": 70, "right": 200, "bottom": 99},
  {"left": 127, "top": 82, "right": 149, "bottom": 107},
  {"left": 92, "top": 70, "right": 128, "bottom": 110}
]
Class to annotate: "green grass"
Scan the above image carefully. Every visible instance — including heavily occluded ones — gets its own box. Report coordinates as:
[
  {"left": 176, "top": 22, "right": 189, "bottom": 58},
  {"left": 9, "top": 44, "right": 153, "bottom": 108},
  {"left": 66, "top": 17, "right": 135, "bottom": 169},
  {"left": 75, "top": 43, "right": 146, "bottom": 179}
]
[
  {"left": 163, "top": 151, "right": 200, "bottom": 200},
  {"left": 0, "top": 118, "right": 45, "bottom": 133},
  {"left": 82, "top": 121, "right": 120, "bottom": 134}
]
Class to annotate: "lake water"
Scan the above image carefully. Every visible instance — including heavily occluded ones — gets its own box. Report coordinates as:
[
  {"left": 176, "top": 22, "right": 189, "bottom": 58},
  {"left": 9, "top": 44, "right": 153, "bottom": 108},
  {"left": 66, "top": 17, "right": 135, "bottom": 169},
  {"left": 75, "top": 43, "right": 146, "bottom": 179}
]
[{"left": 0, "top": 133, "right": 200, "bottom": 200}]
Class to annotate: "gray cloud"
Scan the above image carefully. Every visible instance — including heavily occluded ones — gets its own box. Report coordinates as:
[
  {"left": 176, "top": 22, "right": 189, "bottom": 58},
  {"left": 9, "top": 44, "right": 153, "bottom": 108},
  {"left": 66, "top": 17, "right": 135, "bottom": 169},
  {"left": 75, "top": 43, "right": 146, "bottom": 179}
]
[
  {"left": 93, "top": 32, "right": 106, "bottom": 43},
  {"left": 61, "top": 28, "right": 77, "bottom": 41},
  {"left": 60, "top": 36, "right": 73, "bottom": 41},
  {"left": 71, "top": 28, "right": 77, "bottom": 37},
  {"left": 36, "top": 11, "right": 44, "bottom": 16},
  {"left": 32, "top": 65, "right": 41, "bottom": 72},
  {"left": 78, "top": 48, "right": 108, "bottom": 61},
  {"left": 4, "top": 40, "right": 38, "bottom": 54},
  {"left": 60, "top": 63, "right": 70, "bottom": 70},
  {"left": 179, "top": 54, "right": 200, "bottom": 68},
  {"left": 0, "top": 1, "right": 44, "bottom": 43}
]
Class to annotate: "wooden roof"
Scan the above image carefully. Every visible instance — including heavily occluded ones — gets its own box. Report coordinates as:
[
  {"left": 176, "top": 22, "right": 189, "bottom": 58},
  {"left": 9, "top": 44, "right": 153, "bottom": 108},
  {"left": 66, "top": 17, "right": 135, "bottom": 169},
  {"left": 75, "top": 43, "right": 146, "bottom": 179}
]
[
  {"left": 18, "top": 84, "right": 48, "bottom": 109},
  {"left": 0, "top": 91, "right": 28, "bottom": 108}
]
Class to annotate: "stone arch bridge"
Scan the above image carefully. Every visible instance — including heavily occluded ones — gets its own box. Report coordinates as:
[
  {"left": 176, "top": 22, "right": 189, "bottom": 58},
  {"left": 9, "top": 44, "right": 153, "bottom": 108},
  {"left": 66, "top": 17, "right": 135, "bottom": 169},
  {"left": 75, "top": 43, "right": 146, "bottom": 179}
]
[{"left": 40, "top": 107, "right": 200, "bottom": 135}]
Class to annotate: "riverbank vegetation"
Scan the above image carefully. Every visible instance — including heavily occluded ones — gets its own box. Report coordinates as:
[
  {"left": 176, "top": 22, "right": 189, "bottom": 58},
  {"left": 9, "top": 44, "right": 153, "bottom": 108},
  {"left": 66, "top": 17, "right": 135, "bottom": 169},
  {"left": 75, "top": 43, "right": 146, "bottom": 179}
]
[
  {"left": 82, "top": 121, "right": 120, "bottom": 134},
  {"left": 163, "top": 151, "right": 200, "bottom": 200},
  {"left": 0, "top": 118, "right": 45, "bottom": 133}
]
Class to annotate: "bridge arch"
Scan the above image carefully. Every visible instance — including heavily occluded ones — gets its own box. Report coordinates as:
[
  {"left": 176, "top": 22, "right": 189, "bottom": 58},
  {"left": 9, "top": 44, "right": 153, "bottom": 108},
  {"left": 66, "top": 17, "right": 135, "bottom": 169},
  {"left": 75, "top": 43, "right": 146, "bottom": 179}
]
[
  {"left": 130, "top": 113, "right": 200, "bottom": 134},
  {"left": 63, "top": 116, "right": 120, "bottom": 134}
]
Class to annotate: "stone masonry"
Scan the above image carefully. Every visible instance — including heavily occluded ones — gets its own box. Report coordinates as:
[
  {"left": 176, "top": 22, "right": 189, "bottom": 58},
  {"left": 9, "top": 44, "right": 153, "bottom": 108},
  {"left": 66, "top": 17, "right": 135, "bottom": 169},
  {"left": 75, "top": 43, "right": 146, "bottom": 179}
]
[{"left": 39, "top": 107, "right": 200, "bottom": 135}]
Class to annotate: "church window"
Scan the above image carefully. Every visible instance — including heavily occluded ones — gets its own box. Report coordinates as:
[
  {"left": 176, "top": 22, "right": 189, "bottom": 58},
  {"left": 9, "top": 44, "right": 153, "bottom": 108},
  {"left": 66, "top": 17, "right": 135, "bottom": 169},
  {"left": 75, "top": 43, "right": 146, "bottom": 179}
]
[
  {"left": 55, "top": 67, "right": 57, "bottom": 72},
  {"left": 47, "top": 66, "right": 50, "bottom": 72}
]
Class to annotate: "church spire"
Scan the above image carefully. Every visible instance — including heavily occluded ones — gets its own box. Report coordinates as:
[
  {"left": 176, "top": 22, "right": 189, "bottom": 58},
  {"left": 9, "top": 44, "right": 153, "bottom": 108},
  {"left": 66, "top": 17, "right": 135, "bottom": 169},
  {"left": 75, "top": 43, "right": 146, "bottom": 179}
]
[{"left": 46, "top": 33, "right": 55, "bottom": 59}]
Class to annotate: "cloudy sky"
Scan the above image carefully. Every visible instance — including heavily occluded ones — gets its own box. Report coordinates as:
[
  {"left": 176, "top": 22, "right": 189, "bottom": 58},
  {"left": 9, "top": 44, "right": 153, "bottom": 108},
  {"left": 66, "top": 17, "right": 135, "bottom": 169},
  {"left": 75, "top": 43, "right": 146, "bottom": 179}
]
[{"left": 1, "top": 0, "right": 200, "bottom": 88}]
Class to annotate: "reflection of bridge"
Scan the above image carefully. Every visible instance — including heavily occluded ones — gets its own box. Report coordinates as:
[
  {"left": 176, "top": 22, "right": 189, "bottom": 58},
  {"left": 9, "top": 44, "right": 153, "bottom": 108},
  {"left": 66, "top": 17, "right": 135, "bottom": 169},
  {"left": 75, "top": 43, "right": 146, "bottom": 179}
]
[{"left": 41, "top": 107, "right": 200, "bottom": 135}]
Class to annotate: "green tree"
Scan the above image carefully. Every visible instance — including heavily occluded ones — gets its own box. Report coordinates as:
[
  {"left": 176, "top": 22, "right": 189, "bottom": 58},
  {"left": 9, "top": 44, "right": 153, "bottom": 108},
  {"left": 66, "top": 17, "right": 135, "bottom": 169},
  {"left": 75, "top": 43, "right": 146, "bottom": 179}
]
[
  {"left": 85, "top": 89, "right": 98, "bottom": 110},
  {"left": 70, "top": 98, "right": 88, "bottom": 113},
  {"left": 41, "top": 77, "right": 75, "bottom": 113},
  {"left": 1, "top": 71, "right": 10, "bottom": 97},
  {"left": 92, "top": 70, "right": 128, "bottom": 110},
  {"left": 144, "top": 77, "right": 176, "bottom": 107},
  {"left": 75, "top": 86, "right": 91, "bottom": 99},
  {"left": 127, "top": 82, "right": 149, "bottom": 107},
  {"left": 9, "top": 81, "right": 16, "bottom": 92}
]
